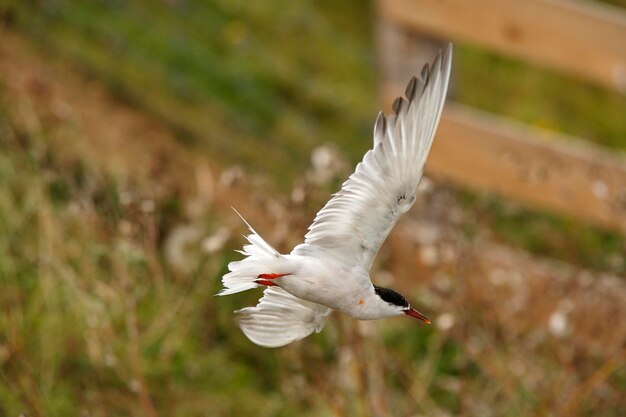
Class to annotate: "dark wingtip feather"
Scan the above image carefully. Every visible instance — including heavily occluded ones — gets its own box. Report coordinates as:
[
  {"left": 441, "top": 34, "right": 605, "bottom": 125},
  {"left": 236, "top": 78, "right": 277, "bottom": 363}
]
[
  {"left": 392, "top": 97, "right": 404, "bottom": 115},
  {"left": 376, "top": 43, "right": 452, "bottom": 137},
  {"left": 421, "top": 62, "right": 430, "bottom": 82},
  {"left": 405, "top": 76, "right": 418, "bottom": 101}
]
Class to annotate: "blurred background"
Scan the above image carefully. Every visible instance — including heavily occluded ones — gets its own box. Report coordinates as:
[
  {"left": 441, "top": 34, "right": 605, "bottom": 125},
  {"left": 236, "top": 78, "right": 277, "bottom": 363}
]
[{"left": 1, "top": 0, "right": 625, "bottom": 416}]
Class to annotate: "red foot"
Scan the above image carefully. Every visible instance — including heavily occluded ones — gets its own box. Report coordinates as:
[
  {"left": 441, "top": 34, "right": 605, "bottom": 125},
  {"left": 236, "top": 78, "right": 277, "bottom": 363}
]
[
  {"left": 257, "top": 273, "right": 291, "bottom": 280},
  {"left": 255, "top": 279, "right": 278, "bottom": 287}
]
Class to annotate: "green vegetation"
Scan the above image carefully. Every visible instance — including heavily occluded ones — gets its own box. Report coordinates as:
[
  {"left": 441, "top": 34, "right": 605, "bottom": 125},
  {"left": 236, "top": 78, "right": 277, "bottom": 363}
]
[
  {"left": 457, "top": 45, "right": 626, "bottom": 151},
  {"left": 9, "top": 0, "right": 625, "bottom": 271},
  {"left": 0, "top": 104, "right": 502, "bottom": 415},
  {"left": 459, "top": 191, "right": 626, "bottom": 274},
  {"left": 10, "top": 0, "right": 378, "bottom": 185},
  {"left": 1, "top": 0, "right": 625, "bottom": 415},
  {"left": 0, "top": 97, "right": 312, "bottom": 415}
]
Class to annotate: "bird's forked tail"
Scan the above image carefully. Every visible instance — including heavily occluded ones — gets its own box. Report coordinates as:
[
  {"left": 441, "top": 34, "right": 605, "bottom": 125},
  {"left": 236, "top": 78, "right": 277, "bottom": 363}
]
[
  {"left": 218, "top": 209, "right": 286, "bottom": 296},
  {"left": 219, "top": 208, "right": 332, "bottom": 348}
]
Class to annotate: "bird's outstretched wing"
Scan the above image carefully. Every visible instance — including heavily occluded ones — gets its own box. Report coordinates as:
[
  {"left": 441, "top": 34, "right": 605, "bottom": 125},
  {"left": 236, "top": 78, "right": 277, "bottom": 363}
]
[
  {"left": 292, "top": 46, "right": 452, "bottom": 272},
  {"left": 237, "top": 287, "right": 331, "bottom": 348}
]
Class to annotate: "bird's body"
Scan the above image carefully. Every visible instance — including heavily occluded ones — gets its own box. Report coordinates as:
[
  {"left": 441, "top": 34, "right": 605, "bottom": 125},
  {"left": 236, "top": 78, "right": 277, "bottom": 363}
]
[
  {"left": 219, "top": 46, "right": 452, "bottom": 347},
  {"left": 251, "top": 255, "right": 394, "bottom": 320},
  {"left": 266, "top": 256, "right": 368, "bottom": 313}
]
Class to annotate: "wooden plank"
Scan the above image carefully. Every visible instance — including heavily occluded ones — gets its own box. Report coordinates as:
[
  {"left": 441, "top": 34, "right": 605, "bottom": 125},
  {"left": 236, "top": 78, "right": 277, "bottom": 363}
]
[
  {"left": 434, "top": 105, "right": 626, "bottom": 232},
  {"left": 384, "top": 90, "right": 626, "bottom": 231},
  {"left": 379, "top": 0, "right": 626, "bottom": 92}
]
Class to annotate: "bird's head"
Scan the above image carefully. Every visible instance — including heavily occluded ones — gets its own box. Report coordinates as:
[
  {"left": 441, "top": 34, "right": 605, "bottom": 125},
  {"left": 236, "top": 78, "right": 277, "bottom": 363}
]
[{"left": 374, "top": 286, "right": 430, "bottom": 323}]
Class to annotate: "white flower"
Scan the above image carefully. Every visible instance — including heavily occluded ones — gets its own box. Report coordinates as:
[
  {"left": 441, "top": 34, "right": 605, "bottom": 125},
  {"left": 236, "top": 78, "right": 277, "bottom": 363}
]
[
  {"left": 436, "top": 312, "right": 455, "bottom": 331},
  {"left": 419, "top": 245, "right": 439, "bottom": 266},
  {"left": 307, "top": 144, "right": 347, "bottom": 185},
  {"left": 202, "top": 227, "right": 230, "bottom": 254},
  {"left": 164, "top": 225, "right": 203, "bottom": 273},
  {"left": 548, "top": 311, "right": 569, "bottom": 338}
]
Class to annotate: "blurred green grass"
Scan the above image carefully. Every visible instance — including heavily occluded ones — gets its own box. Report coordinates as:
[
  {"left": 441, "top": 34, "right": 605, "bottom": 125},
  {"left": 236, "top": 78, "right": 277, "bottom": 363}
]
[
  {"left": 0, "top": 104, "right": 485, "bottom": 415},
  {"left": 10, "top": 0, "right": 626, "bottom": 161},
  {"left": 7, "top": 0, "right": 625, "bottom": 273},
  {"left": 1, "top": 0, "right": 626, "bottom": 415},
  {"left": 0, "top": 97, "right": 323, "bottom": 415},
  {"left": 10, "top": 0, "right": 378, "bottom": 185},
  {"left": 457, "top": 45, "right": 626, "bottom": 151}
]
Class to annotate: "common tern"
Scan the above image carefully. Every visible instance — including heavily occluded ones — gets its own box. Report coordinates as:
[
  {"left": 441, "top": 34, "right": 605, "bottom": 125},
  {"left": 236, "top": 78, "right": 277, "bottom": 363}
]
[{"left": 219, "top": 46, "right": 452, "bottom": 347}]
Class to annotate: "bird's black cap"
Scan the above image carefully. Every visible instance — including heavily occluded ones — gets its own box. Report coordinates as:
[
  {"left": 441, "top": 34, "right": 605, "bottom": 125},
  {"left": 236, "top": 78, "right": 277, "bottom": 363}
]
[{"left": 374, "top": 286, "right": 409, "bottom": 308}]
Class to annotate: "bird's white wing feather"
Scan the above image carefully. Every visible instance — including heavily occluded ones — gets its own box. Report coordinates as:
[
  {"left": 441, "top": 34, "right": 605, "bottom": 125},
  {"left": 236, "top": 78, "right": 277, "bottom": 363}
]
[
  {"left": 237, "top": 287, "right": 332, "bottom": 348},
  {"left": 292, "top": 46, "right": 452, "bottom": 272}
]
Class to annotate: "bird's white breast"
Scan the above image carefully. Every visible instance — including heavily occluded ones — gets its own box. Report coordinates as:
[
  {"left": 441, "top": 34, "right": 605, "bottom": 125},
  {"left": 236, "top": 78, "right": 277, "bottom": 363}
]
[
  {"left": 276, "top": 255, "right": 371, "bottom": 312},
  {"left": 275, "top": 255, "right": 402, "bottom": 320}
]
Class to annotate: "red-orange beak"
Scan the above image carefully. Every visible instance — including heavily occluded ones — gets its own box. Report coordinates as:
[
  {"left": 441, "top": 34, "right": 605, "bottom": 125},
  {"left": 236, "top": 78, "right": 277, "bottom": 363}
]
[{"left": 404, "top": 307, "right": 430, "bottom": 324}]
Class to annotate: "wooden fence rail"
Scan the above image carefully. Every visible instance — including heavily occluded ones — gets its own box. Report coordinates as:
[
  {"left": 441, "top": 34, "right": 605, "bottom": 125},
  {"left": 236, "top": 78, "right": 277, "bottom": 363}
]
[
  {"left": 380, "top": 0, "right": 626, "bottom": 92},
  {"left": 378, "top": 0, "right": 626, "bottom": 233}
]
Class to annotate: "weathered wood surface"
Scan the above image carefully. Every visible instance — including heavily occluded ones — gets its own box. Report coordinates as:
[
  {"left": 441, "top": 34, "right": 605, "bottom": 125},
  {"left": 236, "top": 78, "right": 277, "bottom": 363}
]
[
  {"left": 435, "top": 104, "right": 626, "bottom": 232},
  {"left": 383, "top": 87, "right": 626, "bottom": 231},
  {"left": 379, "top": 0, "right": 626, "bottom": 92}
]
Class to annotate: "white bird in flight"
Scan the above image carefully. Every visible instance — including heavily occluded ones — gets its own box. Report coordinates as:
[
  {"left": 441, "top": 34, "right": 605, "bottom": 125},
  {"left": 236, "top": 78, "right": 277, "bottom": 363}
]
[{"left": 219, "top": 46, "right": 452, "bottom": 347}]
